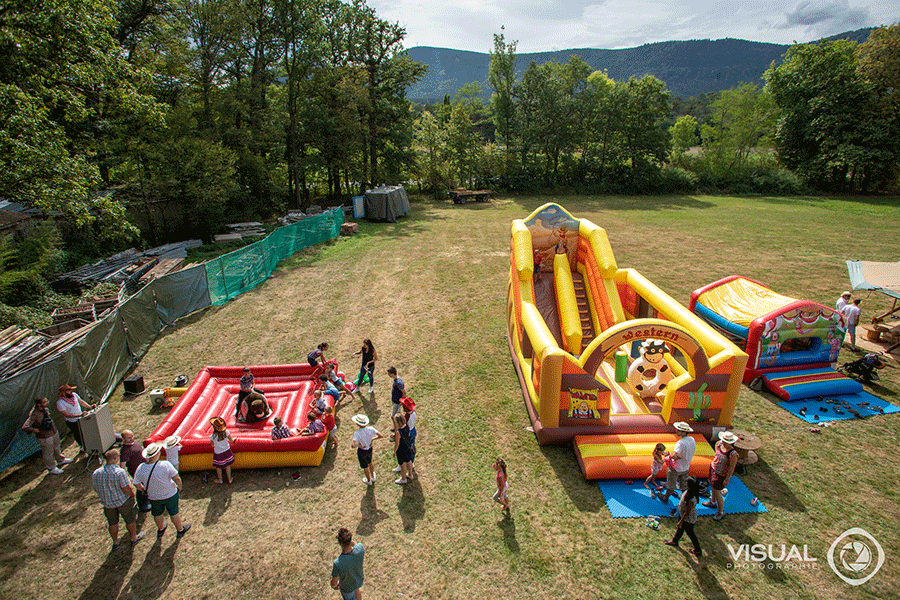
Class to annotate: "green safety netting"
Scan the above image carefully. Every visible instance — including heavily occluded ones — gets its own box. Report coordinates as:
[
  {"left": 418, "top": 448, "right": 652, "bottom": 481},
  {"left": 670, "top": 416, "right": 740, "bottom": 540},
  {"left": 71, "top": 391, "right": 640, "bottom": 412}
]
[{"left": 206, "top": 209, "right": 343, "bottom": 305}]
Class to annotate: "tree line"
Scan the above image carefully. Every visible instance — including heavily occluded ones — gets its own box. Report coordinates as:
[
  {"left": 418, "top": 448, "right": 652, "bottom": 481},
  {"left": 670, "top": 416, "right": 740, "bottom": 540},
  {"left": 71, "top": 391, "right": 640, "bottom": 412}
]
[{"left": 1, "top": 3, "right": 898, "bottom": 258}]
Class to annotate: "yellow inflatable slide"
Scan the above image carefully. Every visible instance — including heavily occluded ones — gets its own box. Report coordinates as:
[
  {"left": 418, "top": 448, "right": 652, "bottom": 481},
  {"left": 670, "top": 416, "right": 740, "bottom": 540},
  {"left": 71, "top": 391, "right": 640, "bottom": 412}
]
[{"left": 506, "top": 204, "right": 747, "bottom": 478}]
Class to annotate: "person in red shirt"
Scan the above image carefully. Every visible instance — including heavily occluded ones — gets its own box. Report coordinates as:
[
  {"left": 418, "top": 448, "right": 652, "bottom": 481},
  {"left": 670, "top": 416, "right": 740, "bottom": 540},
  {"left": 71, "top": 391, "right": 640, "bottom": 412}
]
[{"left": 322, "top": 405, "right": 337, "bottom": 449}]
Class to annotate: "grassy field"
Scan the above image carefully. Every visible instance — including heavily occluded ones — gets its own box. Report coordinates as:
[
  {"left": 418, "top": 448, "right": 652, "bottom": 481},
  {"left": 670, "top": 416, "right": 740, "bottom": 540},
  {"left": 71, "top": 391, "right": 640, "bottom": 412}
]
[{"left": 2, "top": 194, "right": 899, "bottom": 600}]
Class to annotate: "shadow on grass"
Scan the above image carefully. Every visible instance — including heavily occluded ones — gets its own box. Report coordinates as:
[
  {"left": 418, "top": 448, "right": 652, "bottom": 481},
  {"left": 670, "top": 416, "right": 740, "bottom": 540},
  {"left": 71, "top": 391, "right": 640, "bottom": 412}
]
[
  {"left": 744, "top": 458, "right": 807, "bottom": 514},
  {"left": 118, "top": 536, "right": 180, "bottom": 599},
  {"left": 510, "top": 195, "right": 718, "bottom": 213},
  {"left": 397, "top": 478, "right": 425, "bottom": 532},
  {"left": 538, "top": 444, "right": 609, "bottom": 513},
  {"left": 77, "top": 541, "right": 136, "bottom": 600},
  {"left": 202, "top": 482, "right": 232, "bottom": 526},
  {"left": 497, "top": 511, "right": 519, "bottom": 553},
  {"left": 356, "top": 485, "right": 389, "bottom": 536}
]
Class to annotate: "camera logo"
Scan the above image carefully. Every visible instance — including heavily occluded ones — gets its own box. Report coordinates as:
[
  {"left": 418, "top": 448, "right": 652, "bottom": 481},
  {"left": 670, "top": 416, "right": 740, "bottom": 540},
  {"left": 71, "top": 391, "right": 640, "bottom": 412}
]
[{"left": 827, "top": 528, "right": 884, "bottom": 585}]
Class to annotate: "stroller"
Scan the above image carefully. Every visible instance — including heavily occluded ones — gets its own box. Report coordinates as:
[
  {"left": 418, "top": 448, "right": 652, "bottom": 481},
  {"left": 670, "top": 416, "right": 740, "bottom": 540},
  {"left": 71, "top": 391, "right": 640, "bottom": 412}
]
[{"left": 838, "top": 353, "right": 885, "bottom": 382}]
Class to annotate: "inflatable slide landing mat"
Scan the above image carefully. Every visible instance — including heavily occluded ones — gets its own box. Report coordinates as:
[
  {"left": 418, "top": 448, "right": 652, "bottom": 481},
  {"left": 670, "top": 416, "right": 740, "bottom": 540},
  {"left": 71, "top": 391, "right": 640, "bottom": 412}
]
[{"left": 574, "top": 433, "right": 714, "bottom": 480}]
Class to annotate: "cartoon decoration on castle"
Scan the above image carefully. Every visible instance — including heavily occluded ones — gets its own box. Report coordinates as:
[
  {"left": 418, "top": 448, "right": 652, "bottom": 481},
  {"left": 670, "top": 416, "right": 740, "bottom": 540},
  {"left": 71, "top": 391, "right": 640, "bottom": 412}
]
[{"left": 627, "top": 339, "right": 674, "bottom": 399}]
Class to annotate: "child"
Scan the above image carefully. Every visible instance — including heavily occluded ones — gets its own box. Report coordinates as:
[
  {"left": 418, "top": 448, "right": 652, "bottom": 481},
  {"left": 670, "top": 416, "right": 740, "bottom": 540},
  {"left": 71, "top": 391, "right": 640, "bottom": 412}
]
[
  {"left": 353, "top": 339, "right": 377, "bottom": 394},
  {"left": 392, "top": 414, "right": 413, "bottom": 484},
  {"left": 350, "top": 414, "right": 382, "bottom": 486},
  {"left": 664, "top": 476, "right": 702, "bottom": 557},
  {"left": 318, "top": 375, "right": 340, "bottom": 406},
  {"left": 322, "top": 405, "right": 337, "bottom": 449},
  {"left": 387, "top": 367, "right": 405, "bottom": 418},
  {"left": 307, "top": 342, "right": 329, "bottom": 368},
  {"left": 271, "top": 416, "right": 300, "bottom": 439},
  {"left": 311, "top": 390, "right": 328, "bottom": 415},
  {"left": 163, "top": 435, "right": 182, "bottom": 471},
  {"left": 236, "top": 367, "right": 263, "bottom": 417},
  {"left": 644, "top": 442, "right": 666, "bottom": 498},
  {"left": 301, "top": 411, "right": 325, "bottom": 436},
  {"left": 533, "top": 248, "right": 542, "bottom": 282},
  {"left": 325, "top": 361, "right": 354, "bottom": 399},
  {"left": 209, "top": 417, "right": 235, "bottom": 484},
  {"left": 492, "top": 458, "right": 510, "bottom": 511},
  {"left": 393, "top": 397, "right": 417, "bottom": 477}
]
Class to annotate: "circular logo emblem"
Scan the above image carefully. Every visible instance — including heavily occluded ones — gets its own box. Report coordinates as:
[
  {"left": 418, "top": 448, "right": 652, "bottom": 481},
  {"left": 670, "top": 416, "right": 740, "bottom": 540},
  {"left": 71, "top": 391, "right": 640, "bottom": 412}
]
[{"left": 828, "top": 528, "right": 884, "bottom": 585}]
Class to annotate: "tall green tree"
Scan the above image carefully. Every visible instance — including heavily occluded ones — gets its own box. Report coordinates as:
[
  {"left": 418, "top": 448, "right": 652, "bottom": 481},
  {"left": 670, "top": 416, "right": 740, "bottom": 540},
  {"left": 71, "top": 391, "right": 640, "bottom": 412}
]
[
  {"left": 699, "top": 84, "right": 777, "bottom": 175},
  {"left": 489, "top": 30, "right": 517, "bottom": 160},
  {"left": 765, "top": 40, "right": 894, "bottom": 191},
  {"left": 669, "top": 115, "right": 698, "bottom": 166},
  {"left": 618, "top": 75, "right": 671, "bottom": 179},
  {"left": 0, "top": 0, "right": 160, "bottom": 240}
]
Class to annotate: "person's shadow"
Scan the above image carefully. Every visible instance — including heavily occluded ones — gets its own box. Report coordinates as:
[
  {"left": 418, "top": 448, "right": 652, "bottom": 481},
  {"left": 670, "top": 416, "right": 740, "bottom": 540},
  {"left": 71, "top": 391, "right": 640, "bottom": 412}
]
[
  {"left": 356, "top": 485, "right": 388, "bottom": 536},
  {"left": 77, "top": 542, "right": 137, "bottom": 600},
  {"left": 203, "top": 484, "right": 233, "bottom": 526},
  {"left": 497, "top": 510, "right": 519, "bottom": 553},
  {"left": 118, "top": 536, "right": 180, "bottom": 599},
  {"left": 397, "top": 478, "right": 425, "bottom": 532}
]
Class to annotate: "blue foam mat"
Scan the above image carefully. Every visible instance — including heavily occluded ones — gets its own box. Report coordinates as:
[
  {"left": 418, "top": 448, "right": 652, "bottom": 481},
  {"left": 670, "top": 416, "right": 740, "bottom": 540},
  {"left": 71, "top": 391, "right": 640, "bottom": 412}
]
[
  {"left": 776, "top": 391, "right": 900, "bottom": 423},
  {"left": 597, "top": 476, "right": 767, "bottom": 519}
]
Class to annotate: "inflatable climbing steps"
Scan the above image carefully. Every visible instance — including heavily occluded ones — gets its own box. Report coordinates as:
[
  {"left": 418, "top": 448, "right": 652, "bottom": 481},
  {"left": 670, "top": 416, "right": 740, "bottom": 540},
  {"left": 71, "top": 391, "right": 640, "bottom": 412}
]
[{"left": 574, "top": 433, "right": 715, "bottom": 480}]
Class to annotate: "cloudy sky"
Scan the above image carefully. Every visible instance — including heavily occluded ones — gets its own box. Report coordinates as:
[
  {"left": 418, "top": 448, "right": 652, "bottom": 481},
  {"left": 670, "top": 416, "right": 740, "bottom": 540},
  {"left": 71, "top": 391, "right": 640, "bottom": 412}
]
[{"left": 366, "top": 0, "right": 897, "bottom": 53}]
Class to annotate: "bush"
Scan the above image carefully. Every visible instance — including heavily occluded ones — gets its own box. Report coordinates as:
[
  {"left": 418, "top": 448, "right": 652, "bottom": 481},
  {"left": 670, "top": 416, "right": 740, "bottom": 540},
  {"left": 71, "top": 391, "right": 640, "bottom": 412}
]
[
  {"left": 660, "top": 166, "right": 700, "bottom": 193},
  {"left": 0, "top": 302, "right": 52, "bottom": 330},
  {"left": 0, "top": 269, "right": 46, "bottom": 306}
]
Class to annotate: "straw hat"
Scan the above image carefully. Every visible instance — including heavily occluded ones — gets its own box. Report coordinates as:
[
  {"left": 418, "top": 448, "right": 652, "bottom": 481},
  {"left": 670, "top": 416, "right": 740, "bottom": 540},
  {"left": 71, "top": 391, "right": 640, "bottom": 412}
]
[
  {"left": 841, "top": 291, "right": 851, "bottom": 297},
  {"left": 400, "top": 397, "right": 416, "bottom": 411},
  {"left": 351, "top": 414, "right": 369, "bottom": 427},
  {"left": 673, "top": 421, "right": 694, "bottom": 433},
  {"left": 164, "top": 435, "right": 182, "bottom": 448},
  {"left": 210, "top": 416, "right": 227, "bottom": 431},
  {"left": 58, "top": 384, "right": 77, "bottom": 394},
  {"left": 142, "top": 442, "right": 163, "bottom": 460},
  {"left": 719, "top": 431, "right": 739, "bottom": 444}
]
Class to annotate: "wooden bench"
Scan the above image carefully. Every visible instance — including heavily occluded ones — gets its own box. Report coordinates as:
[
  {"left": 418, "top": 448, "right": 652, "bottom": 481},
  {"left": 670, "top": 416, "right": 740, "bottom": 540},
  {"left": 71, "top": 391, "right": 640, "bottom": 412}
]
[{"left": 450, "top": 188, "right": 492, "bottom": 204}]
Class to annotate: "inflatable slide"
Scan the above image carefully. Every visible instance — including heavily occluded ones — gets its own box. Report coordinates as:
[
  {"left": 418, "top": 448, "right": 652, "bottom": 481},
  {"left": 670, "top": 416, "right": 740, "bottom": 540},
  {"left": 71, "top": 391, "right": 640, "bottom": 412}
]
[
  {"left": 507, "top": 204, "right": 747, "bottom": 479},
  {"left": 145, "top": 363, "right": 340, "bottom": 471}
]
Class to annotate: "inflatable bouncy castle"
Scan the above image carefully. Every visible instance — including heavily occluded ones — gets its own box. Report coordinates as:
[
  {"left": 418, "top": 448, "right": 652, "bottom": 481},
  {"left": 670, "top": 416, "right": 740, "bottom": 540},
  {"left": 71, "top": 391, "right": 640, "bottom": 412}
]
[{"left": 506, "top": 204, "right": 747, "bottom": 479}]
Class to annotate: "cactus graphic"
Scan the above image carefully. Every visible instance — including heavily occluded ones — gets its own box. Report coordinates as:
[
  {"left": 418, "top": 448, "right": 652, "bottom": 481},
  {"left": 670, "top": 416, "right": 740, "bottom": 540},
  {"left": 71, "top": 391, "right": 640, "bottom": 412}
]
[{"left": 688, "top": 383, "right": 711, "bottom": 421}]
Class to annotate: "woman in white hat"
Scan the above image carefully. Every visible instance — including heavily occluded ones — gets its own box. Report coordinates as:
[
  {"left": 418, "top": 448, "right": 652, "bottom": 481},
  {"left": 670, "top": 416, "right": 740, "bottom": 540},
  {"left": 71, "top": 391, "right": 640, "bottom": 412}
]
[{"left": 704, "top": 430, "right": 739, "bottom": 521}]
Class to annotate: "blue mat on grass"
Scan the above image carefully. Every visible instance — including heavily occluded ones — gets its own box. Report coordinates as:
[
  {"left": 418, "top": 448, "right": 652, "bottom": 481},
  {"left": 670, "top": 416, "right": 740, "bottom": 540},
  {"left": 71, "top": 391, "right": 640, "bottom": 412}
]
[
  {"left": 776, "top": 392, "right": 900, "bottom": 423},
  {"left": 597, "top": 476, "right": 767, "bottom": 519}
]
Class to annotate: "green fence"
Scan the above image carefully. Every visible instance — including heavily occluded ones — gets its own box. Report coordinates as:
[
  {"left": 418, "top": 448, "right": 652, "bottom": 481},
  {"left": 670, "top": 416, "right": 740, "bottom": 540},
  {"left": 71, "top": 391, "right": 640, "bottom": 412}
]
[{"left": 206, "top": 208, "right": 343, "bottom": 305}]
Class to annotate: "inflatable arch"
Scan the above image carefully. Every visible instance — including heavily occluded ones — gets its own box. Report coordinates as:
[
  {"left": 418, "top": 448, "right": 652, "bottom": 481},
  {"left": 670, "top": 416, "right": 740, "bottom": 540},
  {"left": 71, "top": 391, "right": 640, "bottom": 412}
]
[{"left": 507, "top": 204, "right": 748, "bottom": 478}]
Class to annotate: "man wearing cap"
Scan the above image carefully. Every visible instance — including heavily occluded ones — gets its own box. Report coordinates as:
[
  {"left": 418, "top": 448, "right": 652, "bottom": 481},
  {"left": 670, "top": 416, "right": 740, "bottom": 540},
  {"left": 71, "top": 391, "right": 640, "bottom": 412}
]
[
  {"left": 92, "top": 448, "right": 145, "bottom": 550},
  {"left": 56, "top": 384, "right": 95, "bottom": 452},
  {"left": 21, "top": 397, "right": 74, "bottom": 475},
  {"left": 350, "top": 414, "right": 382, "bottom": 486},
  {"left": 119, "top": 430, "right": 151, "bottom": 511},
  {"left": 659, "top": 421, "right": 696, "bottom": 504},
  {"left": 836, "top": 291, "right": 852, "bottom": 312},
  {"left": 133, "top": 442, "right": 191, "bottom": 539},
  {"left": 703, "top": 431, "right": 739, "bottom": 521}
]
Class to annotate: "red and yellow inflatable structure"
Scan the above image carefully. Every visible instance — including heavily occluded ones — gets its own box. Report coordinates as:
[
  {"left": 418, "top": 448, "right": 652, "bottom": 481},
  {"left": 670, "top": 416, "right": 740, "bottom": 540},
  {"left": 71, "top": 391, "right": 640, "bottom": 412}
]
[{"left": 507, "top": 204, "right": 747, "bottom": 478}]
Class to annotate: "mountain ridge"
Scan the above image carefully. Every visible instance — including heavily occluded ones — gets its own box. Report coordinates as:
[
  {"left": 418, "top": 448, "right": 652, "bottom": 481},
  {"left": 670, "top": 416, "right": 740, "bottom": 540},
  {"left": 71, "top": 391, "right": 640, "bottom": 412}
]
[{"left": 405, "top": 27, "right": 874, "bottom": 102}]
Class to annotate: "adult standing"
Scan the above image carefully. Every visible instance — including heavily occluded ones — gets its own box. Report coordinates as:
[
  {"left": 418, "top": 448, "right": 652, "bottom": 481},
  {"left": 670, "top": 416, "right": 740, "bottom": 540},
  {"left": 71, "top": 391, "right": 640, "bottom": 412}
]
[
  {"left": 703, "top": 431, "right": 739, "bottom": 521},
  {"left": 133, "top": 443, "right": 191, "bottom": 539},
  {"left": 387, "top": 367, "right": 405, "bottom": 418},
  {"left": 56, "top": 384, "right": 95, "bottom": 452},
  {"left": 353, "top": 339, "right": 377, "bottom": 395},
  {"left": 92, "top": 448, "right": 145, "bottom": 549},
  {"left": 836, "top": 291, "right": 851, "bottom": 312},
  {"left": 841, "top": 298, "right": 862, "bottom": 351},
  {"left": 21, "top": 397, "right": 73, "bottom": 474},
  {"left": 350, "top": 414, "right": 382, "bottom": 486},
  {"left": 658, "top": 421, "right": 696, "bottom": 504},
  {"left": 330, "top": 527, "right": 365, "bottom": 600},
  {"left": 119, "top": 430, "right": 151, "bottom": 511}
]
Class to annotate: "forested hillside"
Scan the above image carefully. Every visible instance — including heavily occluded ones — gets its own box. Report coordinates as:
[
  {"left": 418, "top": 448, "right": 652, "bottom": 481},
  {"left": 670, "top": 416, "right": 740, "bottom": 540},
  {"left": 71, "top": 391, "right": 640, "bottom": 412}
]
[{"left": 407, "top": 28, "right": 875, "bottom": 101}]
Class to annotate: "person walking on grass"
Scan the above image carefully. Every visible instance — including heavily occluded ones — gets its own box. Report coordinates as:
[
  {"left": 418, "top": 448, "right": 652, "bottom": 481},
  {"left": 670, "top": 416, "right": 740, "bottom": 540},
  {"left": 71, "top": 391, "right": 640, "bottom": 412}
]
[
  {"left": 387, "top": 367, "right": 405, "bottom": 418},
  {"left": 664, "top": 476, "right": 702, "bottom": 557},
  {"left": 350, "top": 414, "right": 382, "bottom": 486},
  {"left": 133, "top": 443, "right": 191, "bottom": 539},
  {"left": 493, "top": 458, "right": 510, "bottom": 511},
  {"left": 92, "top": 448, "right": 145, "bottom": 550},
  {"left": 21, "top": 397, "right": 73, "bottom": 475},
  {"left": 841, "top": 298, "right": 862, "bottom": 351},
  {"left": 330, "top": 527, "right": 365, "bottom": 599}
]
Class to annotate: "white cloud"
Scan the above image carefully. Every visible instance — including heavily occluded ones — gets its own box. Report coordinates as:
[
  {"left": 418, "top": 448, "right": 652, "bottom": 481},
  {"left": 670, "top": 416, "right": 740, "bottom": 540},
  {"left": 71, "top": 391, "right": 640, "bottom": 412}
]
[{"left": 365, "top": 0, "right": 899, "bottom": 53}]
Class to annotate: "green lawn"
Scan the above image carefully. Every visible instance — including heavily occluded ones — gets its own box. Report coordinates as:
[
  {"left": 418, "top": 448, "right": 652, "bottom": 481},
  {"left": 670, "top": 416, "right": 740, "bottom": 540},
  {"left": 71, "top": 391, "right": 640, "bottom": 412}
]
[{"left": 1, "top": 194, "right": 898, "bottom": 600}]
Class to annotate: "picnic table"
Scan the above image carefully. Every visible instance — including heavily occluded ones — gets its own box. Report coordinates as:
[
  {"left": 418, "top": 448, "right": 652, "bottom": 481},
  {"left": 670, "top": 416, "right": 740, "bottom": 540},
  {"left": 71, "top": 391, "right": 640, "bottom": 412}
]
[{"left": 450, "top": 188, "right": 492, "bottom": 204}]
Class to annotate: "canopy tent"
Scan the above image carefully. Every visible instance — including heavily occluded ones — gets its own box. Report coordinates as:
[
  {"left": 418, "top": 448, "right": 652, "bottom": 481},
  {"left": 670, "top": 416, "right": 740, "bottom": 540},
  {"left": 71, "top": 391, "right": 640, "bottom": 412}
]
[
  {"left": 847, "top": 260, "right": 900, "bottom": 301},
  {"left": 363, "top": 185, "right": 410, "bottom": 222}
]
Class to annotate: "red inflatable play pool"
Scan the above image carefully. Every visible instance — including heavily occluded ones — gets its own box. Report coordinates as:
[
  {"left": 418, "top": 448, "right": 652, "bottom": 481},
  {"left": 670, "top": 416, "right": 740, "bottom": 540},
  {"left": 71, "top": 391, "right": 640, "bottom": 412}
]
[{"left": 144, "top": 363, "right": 335, "bottom": 471}]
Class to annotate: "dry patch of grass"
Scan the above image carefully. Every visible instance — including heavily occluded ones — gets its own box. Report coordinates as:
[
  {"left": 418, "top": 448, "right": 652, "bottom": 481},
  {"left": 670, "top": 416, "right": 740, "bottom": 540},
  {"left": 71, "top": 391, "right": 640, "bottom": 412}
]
[{"left": 2, "top": 195, "right": 899, "bottom": 599}]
